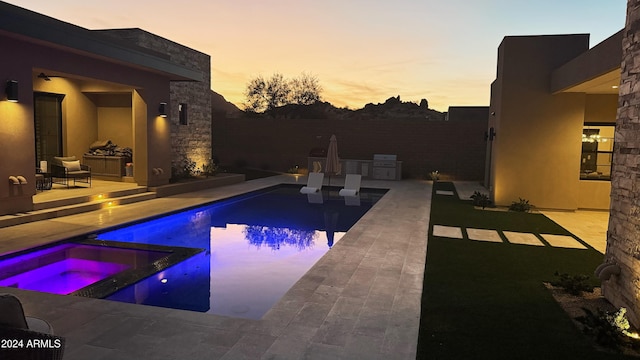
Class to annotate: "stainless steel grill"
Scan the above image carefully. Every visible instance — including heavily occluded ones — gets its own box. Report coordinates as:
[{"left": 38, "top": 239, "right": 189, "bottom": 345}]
[{"left": 372, "top": 154, "right": 398, "bottom": 180}]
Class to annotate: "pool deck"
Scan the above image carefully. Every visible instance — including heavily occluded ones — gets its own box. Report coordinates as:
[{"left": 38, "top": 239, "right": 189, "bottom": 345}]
[{"left": 0, "top": 175, "right": 431, "bottom": 360}]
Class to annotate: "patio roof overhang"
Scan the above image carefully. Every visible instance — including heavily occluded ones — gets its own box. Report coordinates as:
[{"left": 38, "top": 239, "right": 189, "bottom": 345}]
[
  {"left": 550, "top": 29, "right": 623, "bottom": 95},
  {"left": 0, "top": 2, "right": 204, "bottom": 82}
]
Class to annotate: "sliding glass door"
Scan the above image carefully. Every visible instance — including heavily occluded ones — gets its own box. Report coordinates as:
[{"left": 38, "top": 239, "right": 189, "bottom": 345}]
[{"left": 34, "top": 92, "right": 65, "bottom": 169}]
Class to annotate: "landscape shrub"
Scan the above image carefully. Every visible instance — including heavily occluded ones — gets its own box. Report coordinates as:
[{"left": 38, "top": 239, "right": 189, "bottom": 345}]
[
  {"left": 470, "top": 191, "right": 492, "bottom": 209},
  {"left": 509, "top": 198, "right": 532, "bottom": 212},
  {"left": 550, "top": 271, "right": 594, "bottom": 295}
]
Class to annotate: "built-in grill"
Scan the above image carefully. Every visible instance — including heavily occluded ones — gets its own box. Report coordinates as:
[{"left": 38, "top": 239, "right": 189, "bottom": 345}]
[{"left": 372, "top": 154, "right": 398, "bottom": 180}]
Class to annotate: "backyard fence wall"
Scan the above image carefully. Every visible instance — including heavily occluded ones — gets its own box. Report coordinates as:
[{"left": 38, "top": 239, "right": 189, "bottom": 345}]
[{"left": 212, "top": 107, "right": 488, "bottom": 180}]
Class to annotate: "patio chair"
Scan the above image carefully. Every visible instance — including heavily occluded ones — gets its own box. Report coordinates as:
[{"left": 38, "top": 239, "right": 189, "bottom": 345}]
[
  {"left": 300, "top": 172, "right": 324, "bottom": 194},
  {"left": 51, "top": 156, "right": 91, "bottom": 188},
  {"left": 306, "top": 192, "right": 324, "bottom": 204},
  {"left": 343, "top": 194, "right": 361, "bottom": 206},
  {"left": 339, "top": 174, "right": 361, "bottom": 197},
  {"left": 0, "top": 293, "right": 65, "bottom": 360}
]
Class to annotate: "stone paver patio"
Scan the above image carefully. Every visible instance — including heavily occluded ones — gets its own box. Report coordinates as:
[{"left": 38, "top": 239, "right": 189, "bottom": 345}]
[
  {"left": 0, "top": 179, "right": 610, "bottom": 359},
  {"left": 466, "top": 228, "right": 502, "bottom": 243},
  {"left": 0, "top": 175, "right": 430, "bottom": 360}
]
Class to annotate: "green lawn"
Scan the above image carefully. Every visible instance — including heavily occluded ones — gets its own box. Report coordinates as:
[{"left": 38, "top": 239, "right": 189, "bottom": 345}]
[{"left": 417, "top": 182, "right": 633, "bottom": 359}]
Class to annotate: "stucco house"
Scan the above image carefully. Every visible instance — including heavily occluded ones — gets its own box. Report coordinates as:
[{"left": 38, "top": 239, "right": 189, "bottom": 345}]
[
  {"left": 487, "top": 1, "right": 640, "bottom": 328},
  {"left": 487, "top": 30, "right": 621, "bottom": 211},
  {"left": 0, "top": 1, "right": 211, "bottom": 216}
]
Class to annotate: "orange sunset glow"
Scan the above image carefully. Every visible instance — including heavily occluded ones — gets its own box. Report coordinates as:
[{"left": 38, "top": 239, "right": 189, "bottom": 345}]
[{"left": 6, "top": 0, "right": 626, "bottom": 111}]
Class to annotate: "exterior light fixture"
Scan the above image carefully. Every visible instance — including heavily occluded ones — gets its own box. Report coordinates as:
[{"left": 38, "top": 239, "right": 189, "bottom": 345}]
[
  {"left": 159, "top": 102, "right": 168, "bottom": 118},
  {"left": 179, "top": 103, "right": 188, "bottom": 125},
  {"left": 37, "top": 73, "right": 52, "bottom": 81},
  {"left": 5, "top": 80, "right": 18, "bottom": 102}
]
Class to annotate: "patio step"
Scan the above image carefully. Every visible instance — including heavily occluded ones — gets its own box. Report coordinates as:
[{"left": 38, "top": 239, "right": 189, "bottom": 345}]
[
  {"left": 33, "top": 187, "right": 150, "bottom": 211},
  {"left": 0, "top": 190, "right": 157, "bottom": 229}
]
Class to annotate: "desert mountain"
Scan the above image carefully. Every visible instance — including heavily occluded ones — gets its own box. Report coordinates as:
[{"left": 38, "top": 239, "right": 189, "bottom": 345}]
[
  {"left": 211, "top": 91, "right": 445, "bottom": 120},
  {"left": 211, "top": 90, "right": 241, "bottom": 117}
]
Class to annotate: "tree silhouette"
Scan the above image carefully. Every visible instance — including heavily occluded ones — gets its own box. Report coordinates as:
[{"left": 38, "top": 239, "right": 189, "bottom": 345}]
[
  {"left": 243, "top": 73, "right": 290, "bottom": 113},
  {"left": 243, "top": 72, "right": 322, "bottom": 114},
  {"left": 290, "top": 73, "right": 322, "bottom": 105}
]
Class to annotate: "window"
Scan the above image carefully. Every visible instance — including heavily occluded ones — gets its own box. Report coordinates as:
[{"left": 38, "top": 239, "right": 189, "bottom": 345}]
[
  {"left": 580, "top": 124, "right": 614, "bottom": 180},
  {"left": 179, "top": 103, "right": 188, "bottom": 125}
]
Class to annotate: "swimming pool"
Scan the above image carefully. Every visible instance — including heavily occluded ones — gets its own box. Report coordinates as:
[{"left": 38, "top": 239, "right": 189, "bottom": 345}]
[
  {"left": 100, "top": 184, "right": 386, "bottom": 318},
  {"left": 0, "top": 184, "right": 386, "bottom": 319}
]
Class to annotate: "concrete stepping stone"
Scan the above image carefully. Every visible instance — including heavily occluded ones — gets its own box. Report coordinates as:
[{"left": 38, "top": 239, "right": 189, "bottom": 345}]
[
  {"left": 433, "top": 225, "right": 463, "bottom": 239},
  {"left": 503, "top": 231, "right": 545, "bottom": 246},
  {"left": 540, "top": 234, "right": 587, "bottom": 249},
  {"left": 435, "top": 190, "right": 454, "bottom": 196},
  {"left": 466, "top": 228, "right": 503, "bottom": 243}
]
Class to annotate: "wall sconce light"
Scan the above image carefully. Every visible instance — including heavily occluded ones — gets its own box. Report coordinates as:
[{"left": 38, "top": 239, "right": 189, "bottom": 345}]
[
  {"left": 5, "top": 80, "right": 18, "bottom": 102},
  {"left": 489, "top": 127, "right": 496, "bottom": 141},
  {"left": 37, "top": 73, "right": 52, "bottom": 81},
  {"left": 159, "top": 102, "right": 167, "bottom": 118}
]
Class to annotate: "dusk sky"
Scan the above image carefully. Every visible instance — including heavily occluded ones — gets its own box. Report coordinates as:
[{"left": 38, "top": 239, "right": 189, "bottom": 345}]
[{"left": 7, "top": 1, "right": 627, "bottom": 111}]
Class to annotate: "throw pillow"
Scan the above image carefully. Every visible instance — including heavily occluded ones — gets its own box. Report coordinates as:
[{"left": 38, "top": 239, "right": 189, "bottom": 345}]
[
  {"left": 62, "top": 160, "right": 81, "bottom": 171},
  {"left": 54, "top": 156, "right": 76, "bottom": 165}
]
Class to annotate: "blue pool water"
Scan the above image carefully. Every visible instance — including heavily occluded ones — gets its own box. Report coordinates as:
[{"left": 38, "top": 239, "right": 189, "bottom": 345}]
[{"left": 98, "top": 184, "right": 387, "bottom": 319}]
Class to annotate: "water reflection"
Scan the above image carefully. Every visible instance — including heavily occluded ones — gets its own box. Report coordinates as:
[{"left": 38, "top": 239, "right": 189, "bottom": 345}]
[
  {"left": 243, "top": 226, "right": 317, "bottom": 250},
  {"left": 208, "top": 223, "right": 345, "bottom": 318}
]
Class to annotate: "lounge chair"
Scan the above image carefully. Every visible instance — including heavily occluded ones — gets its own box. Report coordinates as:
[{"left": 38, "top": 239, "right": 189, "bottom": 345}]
[
  {"left": 306, "top": 192, "right": 324, "bottom": 204},
  {"left": 0, "top": 293, "right": 65, "bottom": 360},
  {"left": 343, "top": 194, "right": 361, "bottom": 206},
  {"left": 51, "top": 156, "right": 91, "bottom": 188},
  {"left": 339, "top": 174, "right": 361, "bottom": 197},
  {"left": 300, "top": 172, "right": 324, "bottom": 194}
]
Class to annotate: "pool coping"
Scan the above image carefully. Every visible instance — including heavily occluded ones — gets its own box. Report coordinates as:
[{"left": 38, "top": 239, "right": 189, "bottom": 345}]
[
  {"left": 0, "top": 175, "right": 431, "bottom": 359},
  {"left": 71, "top": 240, "right": 205, "bottom": 299}
]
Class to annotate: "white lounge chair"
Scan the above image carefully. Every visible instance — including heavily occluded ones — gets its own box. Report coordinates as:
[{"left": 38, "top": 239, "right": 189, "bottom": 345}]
[
  {"left": 300, "top": 172, "right": 324, "bottom": 194},
  {"left": 343, "top": 194, "right": 360, "bottom": 206},
  {"left": 339, "top": 174, "right": 361, "bottom": 197},
  {"left": 306, "top": 192, "right": 324, "bottom": 204}
]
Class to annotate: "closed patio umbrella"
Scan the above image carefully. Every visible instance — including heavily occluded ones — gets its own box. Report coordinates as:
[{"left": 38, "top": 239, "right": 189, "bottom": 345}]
[{"left": 325, "top": 134, "right": 340, "bottom": 186}]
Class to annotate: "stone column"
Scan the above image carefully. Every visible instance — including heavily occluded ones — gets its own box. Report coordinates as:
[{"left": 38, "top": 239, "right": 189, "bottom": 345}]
[
  {"left": 99, "top": 29, "right": 212, "bottom": 175},
  {"left": 605, "top": 0, "right": 640, "bottom": 327}
]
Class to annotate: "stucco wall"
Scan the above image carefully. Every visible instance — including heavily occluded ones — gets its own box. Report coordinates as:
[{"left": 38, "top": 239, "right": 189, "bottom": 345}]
[
  {"left": 490, "top": 34, "right": 593, "bottom": 210},
  {"left": 585, "top": 94, "right": 619, "bottom": 123},
  {"left": 578, "top": 181, "right": 611, "bottom": 209},
  {"left": 550, "top": 30, "right": 623, "bottom": 93},
  {"left": 212, "top": 111, "right": 488, "bottom": 180},
  {"left": 0, "top": 31, "right": 172, "bottom": 214},
  {"left": 0, "top": 76, "right": 33, "bottom": 215},
  {"left": 604, "top": 0, "right": 640, "bottom": 327},
  {"left": 97, "top": 107, "right": 133, "bottom": 149},
  {"left": 94, "top": 93, "right": 133, "bottom": 149}
]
